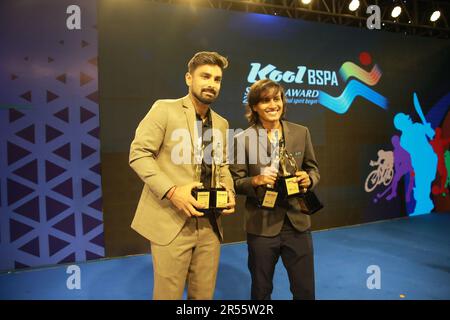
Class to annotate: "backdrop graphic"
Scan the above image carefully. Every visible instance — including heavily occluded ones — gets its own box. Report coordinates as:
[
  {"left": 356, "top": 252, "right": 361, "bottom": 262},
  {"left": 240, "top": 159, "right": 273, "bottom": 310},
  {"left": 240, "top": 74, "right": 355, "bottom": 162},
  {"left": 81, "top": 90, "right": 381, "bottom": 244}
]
[
  {"left": 0, "top": 0, "right": 104, "bottom": 271},
  {"left": 1, "top": 0, "right": 449, "bottom": 268},
  {"left": 365, "top": 92, "right": 450, "bottom": 215},
  {"left": 98, "top": 0, "right": 450, "bottom": 256}
]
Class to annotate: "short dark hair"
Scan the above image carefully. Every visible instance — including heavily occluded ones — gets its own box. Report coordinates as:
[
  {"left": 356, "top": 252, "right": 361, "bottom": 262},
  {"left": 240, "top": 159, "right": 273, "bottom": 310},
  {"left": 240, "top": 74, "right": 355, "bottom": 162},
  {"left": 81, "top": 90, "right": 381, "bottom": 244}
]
[
  {"left": 188, "top": 51, "right": 229, "bottom": 73},
  {"left": 245, "top": 79, "right": 287, "bottom": 125}
]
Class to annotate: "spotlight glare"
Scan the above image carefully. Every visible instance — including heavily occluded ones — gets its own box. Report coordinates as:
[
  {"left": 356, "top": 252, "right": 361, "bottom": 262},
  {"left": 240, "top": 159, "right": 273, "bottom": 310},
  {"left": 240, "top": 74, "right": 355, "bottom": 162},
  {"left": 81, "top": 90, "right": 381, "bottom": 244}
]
[
  {"left": 430, "top": 10, "right": 441, "bottom": 22},
  {"left": 301, "top": 0, "right": 312, "bottom": 5},
  {"left": 349, "top": 0, "right": 360, "bottom": 12},
  {"left": 391, "top": 6, "right": 402, "bottom": 18}
]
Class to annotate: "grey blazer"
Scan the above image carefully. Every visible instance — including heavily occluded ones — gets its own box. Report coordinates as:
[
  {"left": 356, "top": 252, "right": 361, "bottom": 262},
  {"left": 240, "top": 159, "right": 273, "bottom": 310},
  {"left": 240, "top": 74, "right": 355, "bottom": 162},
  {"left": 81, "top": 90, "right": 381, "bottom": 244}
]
[{"left": 230, "top": 120, "right": 320, "bottom": 236}]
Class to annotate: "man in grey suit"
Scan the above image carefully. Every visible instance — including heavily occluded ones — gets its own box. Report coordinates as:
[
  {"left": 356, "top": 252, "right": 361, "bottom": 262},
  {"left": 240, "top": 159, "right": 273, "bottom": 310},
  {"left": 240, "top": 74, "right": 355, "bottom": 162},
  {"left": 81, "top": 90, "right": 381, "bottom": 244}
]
[
  {"left": 129, "top": 52, "right": 235, "bottom": 299},
  {"left": 230, "top": 79, "right": 320, "bottom": 300}
]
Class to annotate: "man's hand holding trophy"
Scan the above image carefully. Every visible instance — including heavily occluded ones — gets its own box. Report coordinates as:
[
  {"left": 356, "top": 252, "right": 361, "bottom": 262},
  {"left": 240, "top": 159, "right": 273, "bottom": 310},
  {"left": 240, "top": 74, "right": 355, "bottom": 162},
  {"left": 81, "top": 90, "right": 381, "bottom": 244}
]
[{"left": 191, "top": 140, "right": 230, "bottom": 215}]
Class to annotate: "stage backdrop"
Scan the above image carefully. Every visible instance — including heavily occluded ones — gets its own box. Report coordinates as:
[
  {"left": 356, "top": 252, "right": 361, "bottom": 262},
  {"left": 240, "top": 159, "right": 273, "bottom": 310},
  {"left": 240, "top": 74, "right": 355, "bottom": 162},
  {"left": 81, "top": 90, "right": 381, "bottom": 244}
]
[
  {"left": 0, "top": 0, "right": 104, "bottom": 271},
  {"left": 1, "top": 0, "right": 449, "bottom": 269},
  {"left": 98, "top": 0, "right": 450, "bottom": 257}
]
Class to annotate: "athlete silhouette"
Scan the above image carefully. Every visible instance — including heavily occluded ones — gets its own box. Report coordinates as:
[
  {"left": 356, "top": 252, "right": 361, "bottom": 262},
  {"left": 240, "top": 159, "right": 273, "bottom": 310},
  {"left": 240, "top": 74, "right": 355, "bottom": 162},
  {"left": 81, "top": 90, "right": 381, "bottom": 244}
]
[
  {"left": 376, "top": 135, "right": 414, "bottom": 203},
  {"left": 430, "top": 127, "right": 450, "bottom": 195},
  {"left": 393, "top": 112, "right": 437, "bottom": 215}
]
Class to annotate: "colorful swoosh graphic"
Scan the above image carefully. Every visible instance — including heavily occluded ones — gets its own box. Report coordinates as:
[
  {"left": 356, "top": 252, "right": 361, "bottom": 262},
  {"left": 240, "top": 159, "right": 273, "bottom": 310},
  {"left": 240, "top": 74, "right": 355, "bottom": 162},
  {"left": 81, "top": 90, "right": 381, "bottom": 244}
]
[
  {"left": 318, "top": 79, "right": 388, "bottom": 114},
  {"left": 339, "top": 62, "right": 382, "bottom": 86}
]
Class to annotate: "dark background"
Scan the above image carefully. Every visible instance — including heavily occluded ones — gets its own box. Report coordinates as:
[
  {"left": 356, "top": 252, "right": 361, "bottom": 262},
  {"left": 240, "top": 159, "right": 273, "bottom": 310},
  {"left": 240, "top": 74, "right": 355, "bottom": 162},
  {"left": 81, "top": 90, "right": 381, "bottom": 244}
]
[{"left": 98, "top": 0, "right": 450, "bottom": 257}]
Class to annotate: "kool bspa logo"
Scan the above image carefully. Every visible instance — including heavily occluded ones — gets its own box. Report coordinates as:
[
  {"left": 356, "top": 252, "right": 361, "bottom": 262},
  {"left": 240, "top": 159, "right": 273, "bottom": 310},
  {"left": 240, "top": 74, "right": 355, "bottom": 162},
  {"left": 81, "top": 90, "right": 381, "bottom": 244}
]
[{"left": 243, "top": 52, "right": 388, "bottom": 114}]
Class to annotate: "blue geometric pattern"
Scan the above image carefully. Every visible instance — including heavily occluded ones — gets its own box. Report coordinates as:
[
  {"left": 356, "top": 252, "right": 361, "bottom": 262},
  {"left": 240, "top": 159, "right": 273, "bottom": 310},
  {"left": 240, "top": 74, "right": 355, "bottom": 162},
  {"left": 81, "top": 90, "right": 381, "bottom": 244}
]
[{"left": 0, "top": 0, "right": 104, "bottom": 271}]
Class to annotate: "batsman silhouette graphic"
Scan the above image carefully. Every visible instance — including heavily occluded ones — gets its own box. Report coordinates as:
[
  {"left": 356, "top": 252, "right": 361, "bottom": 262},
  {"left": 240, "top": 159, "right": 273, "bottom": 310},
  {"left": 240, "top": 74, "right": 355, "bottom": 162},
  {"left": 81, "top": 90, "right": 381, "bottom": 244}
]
[{"left": 393, "top": 93, "right": 438, "bottom": 216}]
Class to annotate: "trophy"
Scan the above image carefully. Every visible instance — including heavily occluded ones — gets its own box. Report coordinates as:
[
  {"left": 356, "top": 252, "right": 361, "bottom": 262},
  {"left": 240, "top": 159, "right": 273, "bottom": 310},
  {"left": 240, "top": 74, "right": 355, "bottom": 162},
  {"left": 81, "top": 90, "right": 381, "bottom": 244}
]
[
  {"left": 191, "top": 140, "right": 210, "bottom": 210},
  {"left": 279, "top": 147, "right": 324, "bottom": 215},
  {"left": 258, "top": 131, "right": 281, "bottom": 209},
  {"left": 210, "top": 141, "right": 228, "bottom": 209},
  {"left": 260, "top": 177, "right": 279, "bottom": 210},
  {"left": 297, "top": 188, "right": 324, "bottom": 215},
  {"left": 279, "top": 145, "right": 301, "bottom": 198},
  {"left": 191, "top": 140, "right": 228, "bottom": 211}
]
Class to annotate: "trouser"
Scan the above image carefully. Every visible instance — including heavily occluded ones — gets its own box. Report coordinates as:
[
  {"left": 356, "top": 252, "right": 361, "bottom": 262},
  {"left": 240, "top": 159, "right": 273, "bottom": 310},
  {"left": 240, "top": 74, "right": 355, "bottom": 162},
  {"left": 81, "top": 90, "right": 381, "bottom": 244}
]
[
  {"left": 411, "top": 155, "right": 438, "bottom": 214},
  {"left": 150, "top": 216, "right": 220, "bottom": 300},
  {"left": 247, "top": 216, "right": 315, "bottom": 300}
]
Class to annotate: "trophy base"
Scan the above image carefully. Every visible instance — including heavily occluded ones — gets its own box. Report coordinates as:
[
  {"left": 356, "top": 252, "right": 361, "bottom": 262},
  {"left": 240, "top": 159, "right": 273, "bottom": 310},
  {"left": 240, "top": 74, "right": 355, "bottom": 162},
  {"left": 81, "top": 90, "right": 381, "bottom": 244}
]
[
  {"left": 210, "top": 187, "right": 228, "bottom": 209},
  {"left": 192, "top": 187, "right": 211, "bottom": 213},
  {"left": 297, "top": 190, "right": 324, "bottom": 215},
  {"left": 260, "top": 189, "right": 279, "bottom": 210},
  {"left": 280, "top": 175, "right": 301, "bottom": 198},
  {"left": 192, "top": 187, "right": 228, "bottom": 211}
]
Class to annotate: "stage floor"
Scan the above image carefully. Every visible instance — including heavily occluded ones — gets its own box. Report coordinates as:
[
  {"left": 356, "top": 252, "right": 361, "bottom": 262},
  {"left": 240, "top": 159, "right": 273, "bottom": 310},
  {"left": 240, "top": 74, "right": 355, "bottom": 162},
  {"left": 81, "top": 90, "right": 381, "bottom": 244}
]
[{"left": 1, "top": 213, "right": 449, "bottom": 300}]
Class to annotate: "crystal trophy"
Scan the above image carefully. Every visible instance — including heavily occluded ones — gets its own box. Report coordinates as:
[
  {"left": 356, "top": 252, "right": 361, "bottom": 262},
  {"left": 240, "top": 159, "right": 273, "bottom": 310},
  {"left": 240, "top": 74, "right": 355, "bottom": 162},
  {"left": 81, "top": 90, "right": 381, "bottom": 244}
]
[
  {"left": 279, "top": 146, "right": 301, "bottom": 198},
  {"left": 259, "top": 131, "right": 280, "bottom": 209},
  {"left": 210, "top": 141, "right": 228, "bottom": 209},
  {"left": 280, "top": 148, "right": 324, "bottom": 215},
  {"left": 191, "top": 139, "right": 210, "bottom": 209}
]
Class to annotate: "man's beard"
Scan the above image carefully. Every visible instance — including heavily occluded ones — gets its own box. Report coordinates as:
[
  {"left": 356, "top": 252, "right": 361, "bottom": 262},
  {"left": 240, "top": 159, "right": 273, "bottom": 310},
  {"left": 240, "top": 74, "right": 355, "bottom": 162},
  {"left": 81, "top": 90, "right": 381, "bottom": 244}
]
[{"left": 193, "top": 89, "right": 217, "bottom": 105}]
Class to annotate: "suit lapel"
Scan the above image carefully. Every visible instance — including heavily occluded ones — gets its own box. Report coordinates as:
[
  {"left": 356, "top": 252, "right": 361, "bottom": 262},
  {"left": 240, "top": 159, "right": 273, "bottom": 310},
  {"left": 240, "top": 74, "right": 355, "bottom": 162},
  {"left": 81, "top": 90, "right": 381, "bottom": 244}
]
[
  {"left": 282, "top": 120, "right": 294, "bottom": 153},
  {"left": 182, "top": 95, "right": 197, "bottom": 151}
]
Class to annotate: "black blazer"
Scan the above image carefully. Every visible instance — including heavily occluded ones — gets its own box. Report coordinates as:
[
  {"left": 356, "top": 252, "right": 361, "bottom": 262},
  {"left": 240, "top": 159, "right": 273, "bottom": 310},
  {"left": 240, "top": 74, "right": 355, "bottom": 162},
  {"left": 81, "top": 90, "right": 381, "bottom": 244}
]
[{"left": 230, "top": 120, "right": 320, "bottom": 236}]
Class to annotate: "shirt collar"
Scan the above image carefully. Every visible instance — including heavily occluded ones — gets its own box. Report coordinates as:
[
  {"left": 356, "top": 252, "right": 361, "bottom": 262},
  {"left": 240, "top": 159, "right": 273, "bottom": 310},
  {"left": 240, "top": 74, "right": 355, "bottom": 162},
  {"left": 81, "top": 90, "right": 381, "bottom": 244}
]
[{"left": 195, "top": 108, "right": 212, "bottom": 126}]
